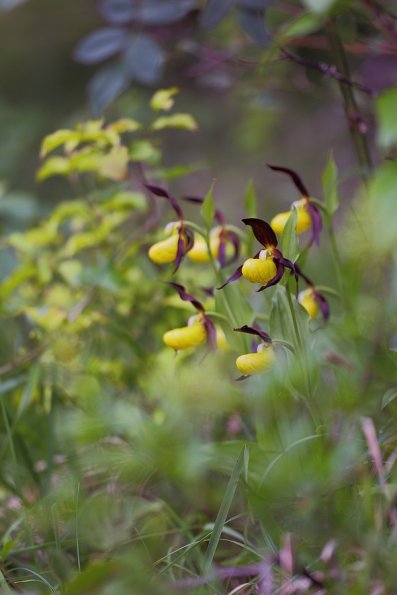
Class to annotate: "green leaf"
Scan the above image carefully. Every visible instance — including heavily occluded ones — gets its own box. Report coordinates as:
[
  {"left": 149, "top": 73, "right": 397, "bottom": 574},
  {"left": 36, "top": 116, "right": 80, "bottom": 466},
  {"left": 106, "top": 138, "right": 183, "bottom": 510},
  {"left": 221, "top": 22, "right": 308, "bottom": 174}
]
[
  {"left": 130, "top": 140, "right": 161, "bottom": 164},
  {"left": 203, "top": 446, "right": 245, "bottom": 574},
  {"left": 322, "top": 151, "right": 339, "bottom": 217},
  {"left": 278, "top": 12, "right": 323, "bottom": 40},
  {"left": 98, "top": 146, "right": 129, "bottom": 181},
  {"left": 376, "top": 86, "right": 397, "bottom": 149},
  {"left": 382, "top": 388, "right": 397, "bottom": 409},
  {"left": 106, "top": 117, "right": 141, "bottom": 134},
  {"left": 280, "top": 206, "right": 299, "bottom": 261},
  {"left": 36, "top": 156, "right": 71, "bottom": 181},
  {"left": 200, "top": 184, "right": 216, "bottom": 229},
  {"left": 215, "top": 283, "right": 254, "bottom": 352},
  {"left": 150, "top": 87, "right": 179, "bottom": 111},
  {"left": 40, "top": 129, "right": 80, "bottom": 158},
  {"left": 0, "top": 569, "right": 14, "bottom": 594},
  {"left": 151, "top": 113, "right": 198, "bottom": 131},
  {"left": 16, "top": 365, "right": 41, "bottom": 419}
]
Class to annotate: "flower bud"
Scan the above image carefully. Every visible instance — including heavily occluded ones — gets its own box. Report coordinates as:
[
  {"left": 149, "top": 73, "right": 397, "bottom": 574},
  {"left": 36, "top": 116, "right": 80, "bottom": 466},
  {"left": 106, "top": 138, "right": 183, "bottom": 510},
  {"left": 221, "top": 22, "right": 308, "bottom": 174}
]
[
  {"left": 236, "top": 345, "right": 275, "bottom": 375},
  {"left": 163, "top": 321, "right": 206, "bottom": 351},
  {"left": 298, "top": 288, "right": 319, "bottom": 319},
  {"left": 242, "top": 251, "right": 277, "bottom": 284}
]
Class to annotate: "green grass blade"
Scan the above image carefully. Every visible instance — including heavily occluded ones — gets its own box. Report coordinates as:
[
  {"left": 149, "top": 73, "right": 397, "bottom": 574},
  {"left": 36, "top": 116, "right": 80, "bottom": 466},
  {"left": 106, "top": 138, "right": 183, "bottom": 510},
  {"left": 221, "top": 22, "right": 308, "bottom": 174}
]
[{"left": 203, "top": 446, "right": 245, "bottom": 575}]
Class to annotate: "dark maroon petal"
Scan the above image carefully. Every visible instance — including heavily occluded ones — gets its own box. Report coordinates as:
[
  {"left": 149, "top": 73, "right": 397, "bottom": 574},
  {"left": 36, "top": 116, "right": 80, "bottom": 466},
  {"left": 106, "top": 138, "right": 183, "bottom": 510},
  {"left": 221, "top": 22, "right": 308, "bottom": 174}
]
[
  {"left": 256, "top": 261, "right": 285, "bottom": 292},
  {"left": 173, "top": 229, "right": 187, "bottom": 273},
  {"left": 308, "top": 203, "right": 322, "bottom": 246},
  {"left": 267, "top": 164, "right": 309, "bottom": 197},
  {"left": 204, "top": 317, "right": 217, "bottom": 350},
  {"left": 144, "top": 183, "right": 170, "bottom": 198},
  {"left": 276, "top": 253, "right": 299, "bottom": 293},
  {"left": 242, "top": 218, "right": 278, "bottom": 248},
  {"left": 236, "top": 375, "right": 249, "bottom": 382},
  {"left": 145, "top": 183, "right": 183, "bottom": 219},
  {"left": 183, "top": 226, "right": 195, "bottom": 252},
  {"left": 201, "top": 286, "right": 214, "bottom": 297},
  {"left": 217, "top": 264, "right": 243, "bottom": 290},
  {"left": 234, "top": 325, "right": 272, "bottom": 343},
  {"left": 217, "top": 232, "right": 227, "bottom": 267},
  {"left": 294, "top": 262, "right": 313, "bottom": 287},
  {"left": 167, "top": 282, "right": 204, "bottom": 312},
  {"left": 223, "top": 230, "right": 240, "bottom": 266},
  {"left": 257, "top": 267, "right": 284, "bottom": 292},
  {"left": 315, "top": 292, "right": 330, "bottom": 320}
]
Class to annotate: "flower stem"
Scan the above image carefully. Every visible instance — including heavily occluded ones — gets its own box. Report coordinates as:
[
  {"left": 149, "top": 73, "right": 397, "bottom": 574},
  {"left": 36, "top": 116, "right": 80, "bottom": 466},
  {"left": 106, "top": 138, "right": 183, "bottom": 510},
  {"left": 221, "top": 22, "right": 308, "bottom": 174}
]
[
  {"left": 285, "top": 281, "right": 318, "bottom": 428},
  {"left": 326, "top": 22, "right": 372, "bottom": 185}
]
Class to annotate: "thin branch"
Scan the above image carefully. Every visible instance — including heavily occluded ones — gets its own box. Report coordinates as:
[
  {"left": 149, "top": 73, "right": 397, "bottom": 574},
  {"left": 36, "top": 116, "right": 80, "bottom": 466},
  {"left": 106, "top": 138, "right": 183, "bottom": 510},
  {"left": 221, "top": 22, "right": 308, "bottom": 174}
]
[{"left": 281, "top": 48, "right": 375, "bottom": 96}]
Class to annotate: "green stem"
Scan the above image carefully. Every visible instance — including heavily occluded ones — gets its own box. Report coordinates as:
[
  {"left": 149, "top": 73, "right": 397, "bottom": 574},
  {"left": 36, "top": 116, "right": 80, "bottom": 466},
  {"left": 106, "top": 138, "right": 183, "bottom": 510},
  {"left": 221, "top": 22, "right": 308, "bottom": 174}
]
[
  {"left": 285, "top": 285, "right": 303, "bottom": 353},
  {"left": 327, "top": 223, "right": 344, "bottom": 297},
  {"left": 285, "top": 283, "right": 318, "bottom": 428},
  {"left": 326, "top": 22, "right": 372, "bottom": 185}
]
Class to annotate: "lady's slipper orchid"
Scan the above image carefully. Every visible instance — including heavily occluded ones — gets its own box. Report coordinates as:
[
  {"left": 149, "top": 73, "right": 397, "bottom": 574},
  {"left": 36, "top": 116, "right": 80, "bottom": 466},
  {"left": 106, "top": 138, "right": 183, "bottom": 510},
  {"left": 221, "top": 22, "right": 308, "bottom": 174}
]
[
  {"left": 162, "top": 282, "right": 217, "bottom": 351},
  {"left": 148, "top": 222, "right": 186, "bottom": 265},
  {"left": 295, "top": 264, "right": 330, "bottom": 320},
  {"left": 234, "top": 325, "right": 275, "bottom": 379},
  {"left": 163, "top": 318, "right": 207, "bottom": 350},
  {"left": 268, "top": 165, "right": 322, "bottom": 245},
  {"left": 183, "top": 196, "right": 240, "bottom": 267},
  {"left": 219, "top": 218, "right": 297, "bottom": 292},
  {"left": 145, "top": 184, "right": 194, "bottom": 272}
]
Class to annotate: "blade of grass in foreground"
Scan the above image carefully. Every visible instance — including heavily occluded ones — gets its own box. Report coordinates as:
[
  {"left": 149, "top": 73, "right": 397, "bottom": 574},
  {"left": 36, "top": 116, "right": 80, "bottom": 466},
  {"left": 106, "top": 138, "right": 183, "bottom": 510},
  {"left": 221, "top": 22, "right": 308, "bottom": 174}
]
[{"left": 203, "top": 446, "right": 246, "bottom": 575}]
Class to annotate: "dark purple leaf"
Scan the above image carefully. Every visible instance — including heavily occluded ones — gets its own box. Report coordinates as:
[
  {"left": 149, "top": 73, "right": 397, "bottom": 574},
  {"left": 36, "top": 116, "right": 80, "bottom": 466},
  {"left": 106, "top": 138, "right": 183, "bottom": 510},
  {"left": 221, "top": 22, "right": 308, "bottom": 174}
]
[
  {"left": 123, "top": 34, "right": 164, "bottom": 85},
  {"left": 200, "top": 0, "right": 234, "bottom": 29},
  {"left": 99, "top": 0, "right": 135, "bottom": 24},
  {"left": 74, "top": 28, "right": 129, "bottom": 65},
  {"left": 267, "top": 164, "right": 309, "bottom": 197},
  {"left": 167, "top": 282, "right": 204, "bottom": 312},
  {"left": 134, "top": 0, "right": 195, "bottom": 25},
  {"left": 217, "top": 264, "right": 243, "bottom": 290},
  {"left": 101, "top": 0, "right": 195, "bottom": 25},
  {"left": 237, "top": 7, "right": 270, "bottom": 47},
  {"left": 234, "top": 325, "right": 272, "bottom": 343},
  {"left": 237, "top": 0, "right": 273, "bottom": 8},
  {"left": 242, "top": 218, "right": 278, "bottom": 247},
  {"left": 308, "top": 203, "right": 322, "bottom": 246},
  {"left": 88, "top": 65, "right": 130, "bottom": 115}
]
